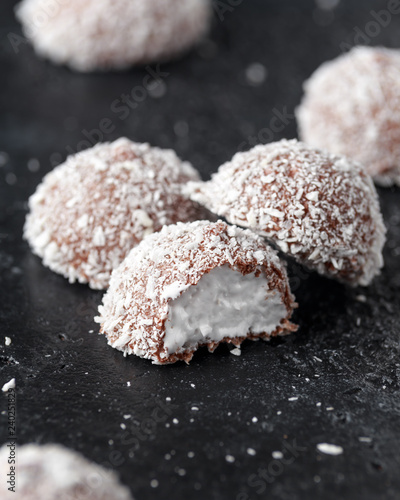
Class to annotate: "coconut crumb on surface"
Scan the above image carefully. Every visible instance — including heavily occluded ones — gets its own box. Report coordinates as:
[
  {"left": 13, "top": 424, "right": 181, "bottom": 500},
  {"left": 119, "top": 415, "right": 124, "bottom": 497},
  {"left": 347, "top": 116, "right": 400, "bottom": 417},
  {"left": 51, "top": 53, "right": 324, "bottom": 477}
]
[
  {"left": 150, "top": 479, "right": 159, "bottom": 488},
  {"left": 358, "top": 437, "right": 372, "bottom": 443},
  {"left": 245, "top": 62, "right": 267, "bottom": 86},
  {"left": 2, "top": 378, "right": 15, "bottom": 392},
  {"left": 317, "top": 443, "right": 344, "bottom": 455},
  {"left": 27, "top": 158, "right": 40, "bottom": 172}
]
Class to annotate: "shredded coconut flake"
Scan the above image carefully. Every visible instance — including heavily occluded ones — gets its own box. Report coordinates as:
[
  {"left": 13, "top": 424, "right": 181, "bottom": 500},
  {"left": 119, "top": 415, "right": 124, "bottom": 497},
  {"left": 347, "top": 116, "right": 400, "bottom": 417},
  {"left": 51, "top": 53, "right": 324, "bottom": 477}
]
[
  {"left": 317, "top": 443, "right": 344, "bottom": 456},
  {"left": 1, "top": 378, "right": 15, "bottom": 392}
]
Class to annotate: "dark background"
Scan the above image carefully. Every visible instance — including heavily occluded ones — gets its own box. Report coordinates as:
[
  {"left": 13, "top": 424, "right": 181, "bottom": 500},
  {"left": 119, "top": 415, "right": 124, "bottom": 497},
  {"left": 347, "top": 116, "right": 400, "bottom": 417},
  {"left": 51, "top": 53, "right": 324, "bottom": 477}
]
[{"left": 1, "top": 0, "right": 400, "bottom": 499}]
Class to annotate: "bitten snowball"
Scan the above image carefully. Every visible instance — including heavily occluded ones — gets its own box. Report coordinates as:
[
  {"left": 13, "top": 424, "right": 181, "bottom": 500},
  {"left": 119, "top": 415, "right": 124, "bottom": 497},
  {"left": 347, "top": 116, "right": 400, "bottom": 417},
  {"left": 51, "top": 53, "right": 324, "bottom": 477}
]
[
  {"left": 24, "top": 138, "right": 204, "bottom": 289},
  {"left": 16, "top": 0, "right": 211, "bottom": 71},
  {"left": 95, "top": 220, "right": 297, "bottom": 365},
  {"left": 188, "top": 139, "right": 386, "bottom": 286},
  {"left": 297, "top": 46, "right": 400, "bottom": 186},
  {"left": 0, "top": 444, "right": 133, "bottom": 500}
]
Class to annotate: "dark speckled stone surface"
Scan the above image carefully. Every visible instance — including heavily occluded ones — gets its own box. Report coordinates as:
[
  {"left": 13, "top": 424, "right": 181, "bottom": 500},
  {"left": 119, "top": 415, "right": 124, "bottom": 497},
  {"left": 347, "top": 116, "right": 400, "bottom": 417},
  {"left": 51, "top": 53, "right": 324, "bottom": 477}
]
[{"left": 1, "top": 0, "right": 400, "bottom": 499}]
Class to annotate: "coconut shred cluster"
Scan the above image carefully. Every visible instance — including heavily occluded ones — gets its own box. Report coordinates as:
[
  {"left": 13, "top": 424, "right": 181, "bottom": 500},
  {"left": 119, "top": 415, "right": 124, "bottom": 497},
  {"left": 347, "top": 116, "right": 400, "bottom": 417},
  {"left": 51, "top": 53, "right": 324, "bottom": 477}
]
[{"left": 25, "top": 137, "right": 386, "bottom": 365}]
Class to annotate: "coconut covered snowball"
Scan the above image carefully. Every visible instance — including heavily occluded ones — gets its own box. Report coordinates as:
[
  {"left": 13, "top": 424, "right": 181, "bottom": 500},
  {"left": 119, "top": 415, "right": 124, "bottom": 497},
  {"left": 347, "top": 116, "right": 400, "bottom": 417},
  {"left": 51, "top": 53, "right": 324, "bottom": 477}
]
[
  {"left": 297, "top": 46, "right": 400, "bottom": 186},
  {"left": 0, "top": 443, "right": 133, "bottom": 500},
  {"left": 24, "top": 138, "right": 205, "bottom": 290},
  {"left": 95, "top": 220, "right": 297, "bottom": 365},
  {"left": 16, "top": 0, "right": 211, "bottom": 71},
  {"left": 188, "top": 140, "right": 386, "bottom": 287}
]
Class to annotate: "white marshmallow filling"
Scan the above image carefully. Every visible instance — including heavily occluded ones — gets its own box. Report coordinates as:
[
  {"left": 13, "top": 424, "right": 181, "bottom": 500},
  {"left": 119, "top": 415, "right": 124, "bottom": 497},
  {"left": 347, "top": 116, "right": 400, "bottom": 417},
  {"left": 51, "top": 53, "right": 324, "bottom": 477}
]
[{"left": 163, "top": 264, "right": 287, "bottom": 354}]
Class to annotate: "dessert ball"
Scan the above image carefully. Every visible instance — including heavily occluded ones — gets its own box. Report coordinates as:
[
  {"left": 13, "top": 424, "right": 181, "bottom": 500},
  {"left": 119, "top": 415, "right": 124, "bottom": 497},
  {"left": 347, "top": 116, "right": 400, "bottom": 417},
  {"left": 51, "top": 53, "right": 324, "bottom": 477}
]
[
  {"left": 0, "top": 443, "right": 133, "bottom": 500},
  {"left": 16, "top": 0, "right": 211, "bottom": 71},
  {"left": 297, "top": 46, "right": 400, "bottom": 186},
  {"left": 188, "top": 140, "right": 386, "bottom": 286},
  {"left": 24, "top": 138, "right": 204, "bottom": 290},
  {"left": 95, "top": 220, "right": 297, "bottom": 364}
]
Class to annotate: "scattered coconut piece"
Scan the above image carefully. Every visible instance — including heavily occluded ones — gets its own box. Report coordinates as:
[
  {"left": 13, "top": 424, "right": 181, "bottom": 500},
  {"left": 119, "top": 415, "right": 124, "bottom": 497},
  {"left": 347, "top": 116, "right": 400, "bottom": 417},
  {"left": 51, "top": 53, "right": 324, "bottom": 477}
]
[
  {"left": 358, "top": 437, "right": 372, "bottom": 443},
  {"left": 150, "top": 479, "right": 159, "bottom": 488},
  {"left": 317, "top": 443, "right": 344, "bottom": 455},
  {"left": 2, "top": 378, "right": 15, "bottom": 392}
]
